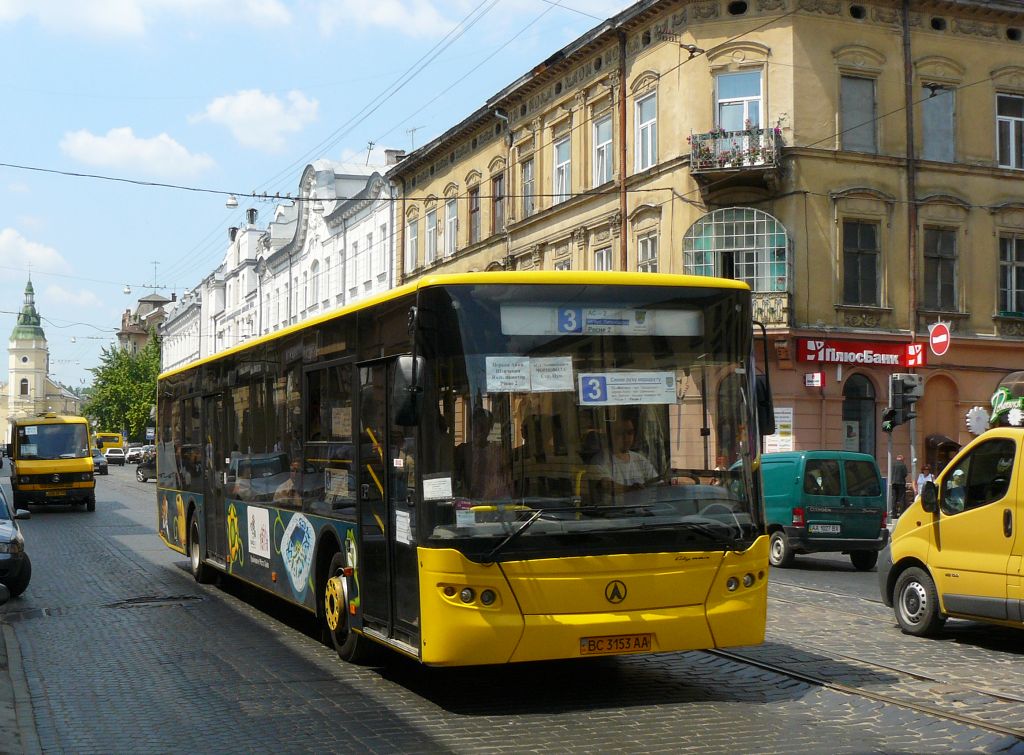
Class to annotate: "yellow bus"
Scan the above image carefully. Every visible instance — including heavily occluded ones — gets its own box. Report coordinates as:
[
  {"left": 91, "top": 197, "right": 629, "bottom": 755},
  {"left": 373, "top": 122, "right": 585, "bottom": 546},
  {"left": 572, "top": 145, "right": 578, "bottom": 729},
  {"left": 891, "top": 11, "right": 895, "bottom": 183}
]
[
  {"left": 94, "top": 432, "right": 123, "bottom": 452},
  {"left": 9, "top": 413, "right": 96, "bottom": 511},
  {"left": 156, "top": 272, "right": 771, "bottom": 665}
]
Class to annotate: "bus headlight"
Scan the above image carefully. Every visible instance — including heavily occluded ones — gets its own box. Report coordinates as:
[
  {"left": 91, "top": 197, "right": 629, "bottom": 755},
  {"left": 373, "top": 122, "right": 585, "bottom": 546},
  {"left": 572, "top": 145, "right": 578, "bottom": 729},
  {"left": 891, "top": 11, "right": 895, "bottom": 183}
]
[
  {"left": 80, "top": 472, "right": 93, "bottom": 482},
  {"left": 459, "top": 588, "right": 475, "bottom": 604},
  {"left": 743, "top": 573, "right": 756, "bottom": 588},
  {"left": 726, "top": 577, "right": 739, "bottom": 592},
  {"left": 480, "top": 589, "right": 496, "bottom": 606}
]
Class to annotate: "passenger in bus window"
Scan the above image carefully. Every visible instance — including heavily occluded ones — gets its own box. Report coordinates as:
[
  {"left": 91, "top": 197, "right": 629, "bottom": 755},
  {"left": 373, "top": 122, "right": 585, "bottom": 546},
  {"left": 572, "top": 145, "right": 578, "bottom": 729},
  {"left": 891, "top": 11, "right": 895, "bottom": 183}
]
[
  {"left": 454, "top": 408, "right": 510, "bottom": 500},
  {"left": 274, "top": 460, "right": 303, "bottom": 509},
  {"left": 594, "top": 417, "right": 658, "bottom": 491}
]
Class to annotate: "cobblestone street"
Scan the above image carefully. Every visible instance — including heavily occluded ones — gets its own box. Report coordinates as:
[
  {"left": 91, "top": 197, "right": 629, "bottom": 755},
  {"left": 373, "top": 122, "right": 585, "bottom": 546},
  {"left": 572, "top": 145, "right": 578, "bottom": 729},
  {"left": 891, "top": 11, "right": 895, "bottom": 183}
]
[{"left": 1, "top": 467, "right": 1022, "bottom": 753}]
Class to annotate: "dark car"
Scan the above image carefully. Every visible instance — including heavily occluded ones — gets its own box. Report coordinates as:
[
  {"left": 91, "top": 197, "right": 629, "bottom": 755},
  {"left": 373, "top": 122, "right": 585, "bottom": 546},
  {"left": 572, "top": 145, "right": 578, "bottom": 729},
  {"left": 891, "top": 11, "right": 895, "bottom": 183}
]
[
  {"left": 0, "top": 488, "right": 31, "bottom": 598},
  {"left": 136, "top": 450, "right": 156, "bottom": 483},
  {"left": 91, "top": 448, "right": 109, "bottom": 475}
]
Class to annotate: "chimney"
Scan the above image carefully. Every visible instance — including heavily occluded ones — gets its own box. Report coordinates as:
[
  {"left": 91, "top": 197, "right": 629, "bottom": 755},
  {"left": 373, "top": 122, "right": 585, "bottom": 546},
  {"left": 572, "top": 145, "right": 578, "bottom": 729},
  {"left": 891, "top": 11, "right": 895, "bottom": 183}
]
[
  {"left": 171, "top": 293, "right": 177, "bottom": 302},
  {"left": 246, "top": 208, "right": 258, "bottom": 226},
  {"left": 228, "top": 226, "right": 239, "bottom": 241},
  {"left": 385, "top": 149, "right": 406, "bottom": 165}
]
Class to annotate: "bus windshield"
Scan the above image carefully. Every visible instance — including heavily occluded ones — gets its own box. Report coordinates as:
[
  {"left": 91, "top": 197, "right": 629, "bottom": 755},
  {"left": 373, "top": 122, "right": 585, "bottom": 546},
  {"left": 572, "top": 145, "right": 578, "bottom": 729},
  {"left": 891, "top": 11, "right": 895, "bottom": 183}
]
[
  {"left": 16, "top": 423, "right": 91, "bottom": 460},
  {"left": 416, "top": 283, "right": 762, "bottom": 561}
]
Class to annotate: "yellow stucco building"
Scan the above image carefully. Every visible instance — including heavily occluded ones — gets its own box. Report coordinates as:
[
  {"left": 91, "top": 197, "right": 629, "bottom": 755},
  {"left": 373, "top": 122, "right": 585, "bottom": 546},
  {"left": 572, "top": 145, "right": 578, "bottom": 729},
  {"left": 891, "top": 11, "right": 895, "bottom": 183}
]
[{"left": 388, "top": 0, "right": 1024, "bottom": 474}]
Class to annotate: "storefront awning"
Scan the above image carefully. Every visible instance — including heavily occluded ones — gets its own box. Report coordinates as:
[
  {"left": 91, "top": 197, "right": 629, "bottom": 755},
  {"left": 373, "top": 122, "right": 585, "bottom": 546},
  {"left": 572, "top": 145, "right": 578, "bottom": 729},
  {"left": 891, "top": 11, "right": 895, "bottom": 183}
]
[{"left": 926, "top": 433, "right": 960, "bottom": 451}]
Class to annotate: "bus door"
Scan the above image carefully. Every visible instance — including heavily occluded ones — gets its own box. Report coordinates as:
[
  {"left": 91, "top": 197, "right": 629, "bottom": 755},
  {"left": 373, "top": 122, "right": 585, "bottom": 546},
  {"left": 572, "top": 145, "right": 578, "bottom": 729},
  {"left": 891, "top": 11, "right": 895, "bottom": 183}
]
[
  {"left": 202, "top": 393, "right": 228, "bottom": 562},
  {"left": 357, "top": 360, "right": 421, "bottom": 650}
]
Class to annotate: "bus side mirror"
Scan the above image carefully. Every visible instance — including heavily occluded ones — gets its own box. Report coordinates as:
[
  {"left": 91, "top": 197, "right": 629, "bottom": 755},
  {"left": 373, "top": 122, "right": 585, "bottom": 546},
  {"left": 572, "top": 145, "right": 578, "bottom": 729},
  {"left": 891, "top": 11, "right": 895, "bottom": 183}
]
[
  {"left": 756, "top": 374, "right": 775, "bottom": 436},
  {"left": 920, "top": 480, "right": 938, "bottom": 513},
  {"left": 393, "top": 355, "right": 425, "bottom": 427}
]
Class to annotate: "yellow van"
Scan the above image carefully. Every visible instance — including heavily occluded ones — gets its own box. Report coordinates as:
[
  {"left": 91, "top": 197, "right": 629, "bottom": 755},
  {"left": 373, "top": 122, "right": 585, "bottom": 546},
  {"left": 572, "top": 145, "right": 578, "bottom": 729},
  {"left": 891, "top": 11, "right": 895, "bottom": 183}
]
[
  {"left": 94, "top": 432, "right": 123, "bottom": 452},
  {"left": 9, "top": 413, "right": 96, "bottom": 512},
  {"left": 879, "top": 426, "right": 1023, "bottom": 635}
]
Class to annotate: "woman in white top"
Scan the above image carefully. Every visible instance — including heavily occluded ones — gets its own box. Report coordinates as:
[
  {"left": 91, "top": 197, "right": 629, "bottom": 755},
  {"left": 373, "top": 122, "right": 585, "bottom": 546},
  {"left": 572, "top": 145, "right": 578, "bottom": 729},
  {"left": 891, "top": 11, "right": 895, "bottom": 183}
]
[{"left": 914, "top": 463, "right": 934, "bottom": 496}]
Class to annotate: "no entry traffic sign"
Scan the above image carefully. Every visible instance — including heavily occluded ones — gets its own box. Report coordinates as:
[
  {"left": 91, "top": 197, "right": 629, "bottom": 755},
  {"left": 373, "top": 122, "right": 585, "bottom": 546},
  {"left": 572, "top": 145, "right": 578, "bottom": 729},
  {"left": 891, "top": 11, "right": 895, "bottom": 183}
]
[{"left": 929, "top": 322, "right": 951, "bottom": 357}]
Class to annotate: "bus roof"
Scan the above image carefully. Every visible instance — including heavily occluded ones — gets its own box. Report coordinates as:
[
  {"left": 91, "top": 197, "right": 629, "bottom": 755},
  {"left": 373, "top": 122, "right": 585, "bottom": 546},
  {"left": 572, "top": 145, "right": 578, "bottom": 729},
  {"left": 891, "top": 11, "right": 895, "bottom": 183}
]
[
  {"left": 159, "top": 271, "right": 750, "bottom": 381},
  {"left": 12, "top": 413, "right": 90, "bottom": 426}
]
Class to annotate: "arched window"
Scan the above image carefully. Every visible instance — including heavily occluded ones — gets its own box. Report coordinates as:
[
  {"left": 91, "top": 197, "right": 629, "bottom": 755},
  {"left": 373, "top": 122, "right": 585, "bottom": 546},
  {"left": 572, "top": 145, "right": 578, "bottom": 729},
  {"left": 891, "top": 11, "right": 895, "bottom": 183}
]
[
  {"left": 310, "top": 262, "right": 319, "bottom": 307},
  {"left": 683, "top": 207, "right": 788, "bottom": 292},
  {"left": 19, "top": 378, "right": 28, "bottom": 396},
  {"left": 842, "top": 374, "right": 876, "bottom": 455},
  {"left": 302, "top": 271, "right": 309, "bottom": 310}
]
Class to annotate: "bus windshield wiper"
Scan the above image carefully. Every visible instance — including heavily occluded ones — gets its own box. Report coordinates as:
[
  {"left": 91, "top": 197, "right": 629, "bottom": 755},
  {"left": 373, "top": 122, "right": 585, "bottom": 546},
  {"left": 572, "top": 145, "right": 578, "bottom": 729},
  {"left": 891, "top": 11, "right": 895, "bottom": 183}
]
[{"left": 485, "top": 508, "right": 546, "bottom": 562}]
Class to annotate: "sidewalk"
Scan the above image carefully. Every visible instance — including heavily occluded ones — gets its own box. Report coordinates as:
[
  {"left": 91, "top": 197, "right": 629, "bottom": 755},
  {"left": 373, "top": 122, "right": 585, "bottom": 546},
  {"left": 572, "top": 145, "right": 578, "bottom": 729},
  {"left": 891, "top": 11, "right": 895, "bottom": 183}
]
[{"left": 0, "top": 620, "right": 39, "bottom": 754}]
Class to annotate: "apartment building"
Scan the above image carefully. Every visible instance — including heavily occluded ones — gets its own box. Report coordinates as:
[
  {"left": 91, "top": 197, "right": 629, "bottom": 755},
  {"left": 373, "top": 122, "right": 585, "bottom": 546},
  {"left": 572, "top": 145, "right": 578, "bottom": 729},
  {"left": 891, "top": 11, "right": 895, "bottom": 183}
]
[{"left": 388, "top": 0, "right": 1024, "bottom": 470}]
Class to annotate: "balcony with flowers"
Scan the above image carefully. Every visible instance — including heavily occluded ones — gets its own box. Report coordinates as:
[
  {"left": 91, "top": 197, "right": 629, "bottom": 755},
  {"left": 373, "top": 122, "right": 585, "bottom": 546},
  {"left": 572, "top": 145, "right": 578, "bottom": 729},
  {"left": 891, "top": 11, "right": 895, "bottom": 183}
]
[{"left": 688, "top": 122, "right": 784, "bottom": 190}]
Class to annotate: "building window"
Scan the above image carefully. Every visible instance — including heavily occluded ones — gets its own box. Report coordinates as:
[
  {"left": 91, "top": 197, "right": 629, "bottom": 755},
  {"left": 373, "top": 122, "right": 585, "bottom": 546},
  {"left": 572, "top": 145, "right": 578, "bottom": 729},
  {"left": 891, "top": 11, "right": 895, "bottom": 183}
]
[
  {"left": 302, "top": 271, "right": 309, "bottom": 310},
  {"left": 425, "top": 210, "right": 437, "bottom": 265},
  {"left": 997, "top": 93, "right": 1024, "bottom": 168},
  {"left": 521, "top": 158, "right": 535, "bottom": 218},
  {"left": 717, "top": 71, "right": 762, "bottom": 131},
  {"left": 469, "top": 186, "right": 481, "bottom": 244},
  {"left": 683, "top": 207, "right": 789, "bottom": 292},
  {"left": 842, "top": 220, "right": 880, "bottom": 306},
  {"left": 635, "top": 93, "right": 658, "bottom": 171},
  {"left": 842, "top": 374, "right": 875, "bottom": 456},
  {"left": 19, "top": 378, "right": 27, "bottom": 396},
  {"left": 637, "top": 232, "right": 658, "bottom": 272},
  {"left": 365, "top": 233, "right": 374, "bottom": 282},
  {"left": 922, "top": 86, "right": 954, "bottom": 162},
  {"left": 840, "top": 75, "right": 877, "bottom": 153},
  {"left": 594, "top": 247, "right": 612, "bottom": 271},
  {"left": 593, "top": 115, "right": 613, "bottom": 186},
  {"left": 492, "top": 174, "right": 505, "bottom": 234},
  {"left": 554, "top": 136, "right": 571, "bottom": 205},
  {"left": 310, "top": 261, "right": 319, "bottom": 305},
  {"left": 405, "top": 219, "right": 418, "bottom": 273},
  {"left": 445, "top": 198, "right": 458, "bottom": 256},
  {"left": 554, "top": 258, "right": 572, "bottom": 271},
  {"left": 999, "top": 234, "right": 1024, "bottom": 314},
  {"left": 323, "top": 257, "right": 331, "bottom": 303},
  {"left": 923, "top": 227, "right": 957, "bottom": 311}
]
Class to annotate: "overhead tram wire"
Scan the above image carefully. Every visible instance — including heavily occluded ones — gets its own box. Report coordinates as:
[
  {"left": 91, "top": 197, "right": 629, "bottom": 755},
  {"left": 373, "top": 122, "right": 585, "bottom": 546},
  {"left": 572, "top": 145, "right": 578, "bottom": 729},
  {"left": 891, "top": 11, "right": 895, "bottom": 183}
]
[{"left": 256, "top": 0, "right": 500, "bottom": 193}]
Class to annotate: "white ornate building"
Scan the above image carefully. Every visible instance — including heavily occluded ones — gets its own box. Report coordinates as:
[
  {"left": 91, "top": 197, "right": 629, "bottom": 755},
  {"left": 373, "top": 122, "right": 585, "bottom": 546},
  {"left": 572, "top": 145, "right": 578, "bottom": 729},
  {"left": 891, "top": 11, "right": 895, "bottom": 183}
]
[{"left": 160, "top": 152, "right": 403, "bottom": 371}]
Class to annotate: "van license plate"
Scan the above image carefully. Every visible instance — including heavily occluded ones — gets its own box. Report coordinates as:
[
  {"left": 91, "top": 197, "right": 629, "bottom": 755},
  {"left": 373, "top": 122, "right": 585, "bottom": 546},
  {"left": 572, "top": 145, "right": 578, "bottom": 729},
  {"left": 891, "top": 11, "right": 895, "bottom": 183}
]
[
  {"left": 580, "top": 633, "right": 652, "bottom": 655},
  {"left": 45, "top": 490, "right": 68, "bottom": 498},
  {"left": 809, "top": 523, "right": 840, "bottom": 534}
]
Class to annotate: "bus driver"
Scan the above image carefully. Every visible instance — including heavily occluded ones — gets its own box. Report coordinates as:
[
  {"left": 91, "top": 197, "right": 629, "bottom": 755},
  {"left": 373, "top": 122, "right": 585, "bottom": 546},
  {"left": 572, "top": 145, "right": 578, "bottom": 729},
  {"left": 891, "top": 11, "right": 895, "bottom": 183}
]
[{"left": 595, "top": 417, "right": 659, "bottom": 492}]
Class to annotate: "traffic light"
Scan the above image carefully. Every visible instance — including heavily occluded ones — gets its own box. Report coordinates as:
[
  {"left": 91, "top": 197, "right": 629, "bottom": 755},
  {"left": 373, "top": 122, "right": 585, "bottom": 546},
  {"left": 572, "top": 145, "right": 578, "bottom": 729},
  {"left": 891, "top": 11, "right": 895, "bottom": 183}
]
[
  {"left": 888, "top": 373, "right": 924, "bottom": 429},
  {"left": 881, "top": 406, "right": 897, "bottom": 433}
]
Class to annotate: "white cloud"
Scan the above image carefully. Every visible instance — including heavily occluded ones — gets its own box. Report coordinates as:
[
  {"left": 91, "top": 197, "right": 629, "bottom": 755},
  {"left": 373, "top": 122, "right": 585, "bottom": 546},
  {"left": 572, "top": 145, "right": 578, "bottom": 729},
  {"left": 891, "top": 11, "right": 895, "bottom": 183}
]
[
  {"left": 41, "top": 284, "right": 105, "bottom": 311},
  {"left": 0, "top": 228, "right": 68, "bottom": 273},
  {"left": 6, "top": 182, "right": 30, "bottom": 193},
  {"left": 0, "top": 0, "right": 290, "bottom": 37},
  {"left": 317, "top": 0, "right": 453, "bottom": 37},
  {"left": 191, "top": 90, "right": 319, "bottom": 152},
  {"left": 59, "top": 127, "right": 215, "bottom": 178}
]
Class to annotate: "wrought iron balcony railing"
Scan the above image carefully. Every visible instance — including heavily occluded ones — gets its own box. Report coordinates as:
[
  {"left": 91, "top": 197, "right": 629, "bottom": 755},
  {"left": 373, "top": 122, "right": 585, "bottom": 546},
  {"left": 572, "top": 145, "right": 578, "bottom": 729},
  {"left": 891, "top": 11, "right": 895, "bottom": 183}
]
[{"left": 689, "top": 127, "right": 783, "bottom": 173}]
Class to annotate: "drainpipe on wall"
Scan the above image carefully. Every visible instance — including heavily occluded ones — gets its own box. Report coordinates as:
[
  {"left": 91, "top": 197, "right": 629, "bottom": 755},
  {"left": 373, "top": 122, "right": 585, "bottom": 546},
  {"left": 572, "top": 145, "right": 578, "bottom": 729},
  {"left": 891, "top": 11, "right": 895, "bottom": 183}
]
[
  {"left": 397, "top": 176, "right": 407, "bottom": 285},
  {"left": 618, "top": 29, "right": 629, "bottom": 271},
  {"left": 902, "top": 0, "right": 920, "bottom": 481}
]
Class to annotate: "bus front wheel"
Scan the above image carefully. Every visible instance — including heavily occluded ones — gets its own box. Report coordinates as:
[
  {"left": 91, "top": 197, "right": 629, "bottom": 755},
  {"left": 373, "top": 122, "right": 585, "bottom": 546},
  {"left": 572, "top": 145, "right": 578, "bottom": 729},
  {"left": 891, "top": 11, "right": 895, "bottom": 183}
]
[
  {"left": 321, "top": 552, "right": 372, "bottom": 664},
  {"left": 189, "top": 515, "right": 215, "bottom": 584}
]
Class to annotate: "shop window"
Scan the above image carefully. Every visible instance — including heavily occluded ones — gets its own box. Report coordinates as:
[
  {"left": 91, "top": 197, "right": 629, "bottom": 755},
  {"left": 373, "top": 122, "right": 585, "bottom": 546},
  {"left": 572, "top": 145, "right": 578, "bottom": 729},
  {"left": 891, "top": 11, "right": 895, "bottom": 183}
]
[{"left": 842, "top": 374, "right": 875, "bottom": 456}]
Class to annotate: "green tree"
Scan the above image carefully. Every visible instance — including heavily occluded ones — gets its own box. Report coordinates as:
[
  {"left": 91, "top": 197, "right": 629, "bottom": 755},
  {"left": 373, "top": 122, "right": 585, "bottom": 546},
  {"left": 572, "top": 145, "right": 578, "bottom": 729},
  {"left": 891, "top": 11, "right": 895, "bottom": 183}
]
[{"left": 82, "top": 332, "right": 161, "bottom": 441}]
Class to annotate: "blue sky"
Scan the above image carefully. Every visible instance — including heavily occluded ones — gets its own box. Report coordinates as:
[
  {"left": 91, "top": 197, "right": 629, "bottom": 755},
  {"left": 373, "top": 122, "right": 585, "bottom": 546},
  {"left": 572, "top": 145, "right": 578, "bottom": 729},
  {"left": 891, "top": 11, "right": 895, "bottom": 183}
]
[{"left": 0, "top": 0, "right": 627, "bottom": 388}]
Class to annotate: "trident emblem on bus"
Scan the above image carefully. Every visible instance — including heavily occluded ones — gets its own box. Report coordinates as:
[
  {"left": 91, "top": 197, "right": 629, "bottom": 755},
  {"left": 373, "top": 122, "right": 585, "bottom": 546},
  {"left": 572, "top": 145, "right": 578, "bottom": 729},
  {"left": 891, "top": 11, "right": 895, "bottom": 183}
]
[{"left": 605, "top": 580, "right": 627, "bottom": 604}]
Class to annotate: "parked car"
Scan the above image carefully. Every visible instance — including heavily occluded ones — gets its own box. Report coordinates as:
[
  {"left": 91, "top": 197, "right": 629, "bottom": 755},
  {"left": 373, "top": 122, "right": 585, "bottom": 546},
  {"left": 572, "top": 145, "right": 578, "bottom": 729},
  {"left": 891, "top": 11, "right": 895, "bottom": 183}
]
[
  {"left": 136, "top": 452, "right": 156, "bottom": 483},
  {"left": 761, "top": 450, "right": 889, "bottom": 571},
  {"left": 91, "top": 448, "right": 109, "bottom": 475},
  {"left": 104, "top": 447, "right": 126, "bottom": 466},
  {"left": 125, "top": 446, "right": 145, "bottom": 464},
  {"left": 0, "top": 488, "right": 31, "bottom": 598}
]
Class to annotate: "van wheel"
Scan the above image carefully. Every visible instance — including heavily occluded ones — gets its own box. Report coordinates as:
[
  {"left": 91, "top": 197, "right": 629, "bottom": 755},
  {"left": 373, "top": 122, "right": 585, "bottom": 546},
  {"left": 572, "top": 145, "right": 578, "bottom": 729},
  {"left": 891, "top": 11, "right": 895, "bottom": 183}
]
[
  {"left": 86, "top": 493, "right": 96, "bottom": 513},
  {"left": 849, "top": 550, "right": 877, "bottom": 571},
  {"left": 768, "top": 531, "right": 794, "bottom": 568},
  {"left": 320, "top": 552, "right": 373, "bottom": 663},
  {"left": 189, "top": 515, "right": 215, "bottom": 584},
  {"left": 136, "top": 468, "right": 146, "bottom": 482},
  {"left": 894, "top": 567, "right": 945, "bottom": 636}
]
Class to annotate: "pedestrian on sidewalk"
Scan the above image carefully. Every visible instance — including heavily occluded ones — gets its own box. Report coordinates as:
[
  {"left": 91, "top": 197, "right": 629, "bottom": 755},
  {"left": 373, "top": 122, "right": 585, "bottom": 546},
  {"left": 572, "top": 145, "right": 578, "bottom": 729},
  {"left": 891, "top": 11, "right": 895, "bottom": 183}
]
[{"left": 891, "top": 453, "right": 908, "bottom": 517}]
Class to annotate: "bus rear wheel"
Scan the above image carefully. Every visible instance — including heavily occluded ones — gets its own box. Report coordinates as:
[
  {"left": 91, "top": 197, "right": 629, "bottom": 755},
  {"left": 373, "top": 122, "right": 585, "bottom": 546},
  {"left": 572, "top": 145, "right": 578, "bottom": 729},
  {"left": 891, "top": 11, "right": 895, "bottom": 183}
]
[
  {"left": 189, "top": 515, "right": 215, "bottom": 584},
  {"left": 321, "top": 552, "right": 372, "bottom": 663}
]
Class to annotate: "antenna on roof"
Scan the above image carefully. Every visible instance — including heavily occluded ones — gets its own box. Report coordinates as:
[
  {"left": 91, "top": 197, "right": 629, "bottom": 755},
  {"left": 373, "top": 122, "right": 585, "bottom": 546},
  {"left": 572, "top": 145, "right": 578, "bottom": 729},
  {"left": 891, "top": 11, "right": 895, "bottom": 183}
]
[{"left": 366, "top": 141, "right": 375, "bottom": 165}]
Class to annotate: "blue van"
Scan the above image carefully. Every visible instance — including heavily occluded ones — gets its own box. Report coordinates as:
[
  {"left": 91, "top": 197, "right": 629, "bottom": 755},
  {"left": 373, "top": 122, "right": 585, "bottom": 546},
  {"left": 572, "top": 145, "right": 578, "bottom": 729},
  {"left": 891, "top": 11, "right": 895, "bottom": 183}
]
[{"left": 761, "top": 451, "right": 889, "bottom": 571}]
